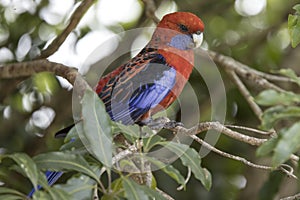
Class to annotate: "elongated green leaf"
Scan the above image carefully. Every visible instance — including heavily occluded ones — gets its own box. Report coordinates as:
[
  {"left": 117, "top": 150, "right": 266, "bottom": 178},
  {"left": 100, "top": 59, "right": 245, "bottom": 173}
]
[
  {"left": 160, "top": 142, "right": 212, "bottom": 190},
  {"left": 2, "top": 153, "right": 39, "bottom": 190},
  {"left": 33, "top": 152, "right": 101, "bottom": 185},
  {"left": 82, "top": 89, "right": 113, "bottom": 167},
  {"left": 272, "top": 122, "right": 300, "bottom": 167},
  {"left": 55, "top": 165, "right": 101, "bottom": 199},
  {"left": 276, "top": 68, "right": 300, "bottom": 86},
  {"left": 143, "top": 135, "right": 165, "bottom": 152},
  {"left": 33, "top": 190, "right": 51, "bottom": 200},
  {"left": 102, "top": 178, "right": 124, "bottom": 200},
  {"left": 0, "top": 194, "right": 25, "bottom": 200},
  {"left": 122, "top": 177, "right": 148, "bottom": 200},
  {"left": 261, "top": 105, "right": 300, "bottom": 130},
  {"left": 146, "top": 157, "right": 185, "bottom": 187},
  {"left": 112, "top": 122, "right": 141, "bottom": 143},
  {"left": 0, "top": 187, "right": 26, "bottom": 198},
  {"left": 48, "top": 188, "right": 72, "bottom": 200},
  {"left": 256, "top": 89, "right": 300, "bottom": 106},
  {"left": 288, "top": 4, "right": 300, "bottom": 48},
  {"left": 256, "top": 137, "right": 278, "bottom": 157},
  {"left": 60, "top": 123, "right": 86, "bottom": 152},
  {"left": 55, "top": 175, "right": 95, "bottom": 199}
]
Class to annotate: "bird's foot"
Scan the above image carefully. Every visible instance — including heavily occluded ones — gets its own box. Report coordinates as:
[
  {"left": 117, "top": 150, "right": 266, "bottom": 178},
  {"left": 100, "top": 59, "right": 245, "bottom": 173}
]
[
  {"left": 141, "top": 117, "right": 184, "bottom": 130},
  {"left": 164, "top": 120, "right": 184, "bottom": 130}
]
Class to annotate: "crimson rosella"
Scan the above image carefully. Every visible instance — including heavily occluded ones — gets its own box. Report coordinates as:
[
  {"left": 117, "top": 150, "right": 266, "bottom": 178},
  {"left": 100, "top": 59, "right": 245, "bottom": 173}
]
[
  {"left": 96, "top": 12, "right": 204, "bottom": 125},
  {"left": 29, "top": 11, "right": 204, "bottom": 197}
]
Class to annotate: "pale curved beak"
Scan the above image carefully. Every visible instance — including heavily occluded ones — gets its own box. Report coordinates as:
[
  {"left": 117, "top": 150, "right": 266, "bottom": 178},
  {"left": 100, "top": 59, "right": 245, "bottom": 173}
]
[{"left": 192, "top": 32, "right": 203, "bottom": 48}]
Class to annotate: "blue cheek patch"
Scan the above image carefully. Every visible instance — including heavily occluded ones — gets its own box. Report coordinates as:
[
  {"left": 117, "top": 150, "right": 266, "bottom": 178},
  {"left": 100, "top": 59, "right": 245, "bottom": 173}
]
[{"left": 169, "top": 34, "right": 193, "bottom": 50}]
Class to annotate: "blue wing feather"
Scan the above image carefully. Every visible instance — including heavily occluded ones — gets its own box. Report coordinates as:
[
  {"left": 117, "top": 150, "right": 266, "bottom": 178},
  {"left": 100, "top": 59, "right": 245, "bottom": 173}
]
[{"left": 100, "top": 50, "right": 176, "bottom": 124}]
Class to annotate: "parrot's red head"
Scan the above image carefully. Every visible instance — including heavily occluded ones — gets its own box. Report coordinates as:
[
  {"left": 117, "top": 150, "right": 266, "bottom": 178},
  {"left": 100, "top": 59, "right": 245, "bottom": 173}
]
[{"left": 154, "top": 12, "right": 205, "bottom": 49}]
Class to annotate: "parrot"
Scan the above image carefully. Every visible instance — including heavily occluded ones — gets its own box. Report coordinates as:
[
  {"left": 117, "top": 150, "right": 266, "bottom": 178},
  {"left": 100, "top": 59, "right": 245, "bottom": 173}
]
[{"left": 29, "top": 11, "right": 204, "bottom": 197}]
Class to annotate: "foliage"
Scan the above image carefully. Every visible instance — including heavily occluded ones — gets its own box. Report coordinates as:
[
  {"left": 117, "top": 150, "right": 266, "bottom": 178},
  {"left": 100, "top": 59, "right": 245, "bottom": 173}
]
[
  {"left": 256, "top": 68, "right": 300, "bottom": 167},
  {"left": 0, "top": 89, "right": 210, "bottom": 199},
  {"left": 1, "top": 0, "right": 300, "bottom": 199}
]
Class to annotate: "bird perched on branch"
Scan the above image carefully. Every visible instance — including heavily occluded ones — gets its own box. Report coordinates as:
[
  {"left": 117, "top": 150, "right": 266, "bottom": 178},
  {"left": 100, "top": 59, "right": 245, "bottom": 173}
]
[
  {"left": 29, "top": 11, "right": 204, "bottom": 197},
  {"left": 96, "top": 11, "right": 204, "bottom": 126}
]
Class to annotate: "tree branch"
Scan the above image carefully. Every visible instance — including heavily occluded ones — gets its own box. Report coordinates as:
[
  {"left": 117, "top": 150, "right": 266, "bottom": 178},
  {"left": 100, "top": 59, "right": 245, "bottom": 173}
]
[
  {"left": 36, "top": 0, "right": 95, "bottom": 59},
  {"left": 0, "top": 59, "right": 78, "bottom": 84},
  {"left": 141, "top": 0, "right": 160, "bottom": 24},
  {"left": 0, "top": 59, "right": 89, "bottom": 97},
  {"left": 168, "top": 121, "right": 267, "bottom": 146},
  {"left": 203, "top": 49, "right": 286, "bottom": 93},
  {"left": 163, "top": 121, "right": 298, "bottom": 178}
]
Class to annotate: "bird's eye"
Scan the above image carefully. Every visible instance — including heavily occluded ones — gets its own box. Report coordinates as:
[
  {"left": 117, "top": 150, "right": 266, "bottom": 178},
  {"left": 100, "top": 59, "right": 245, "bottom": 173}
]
[
  {"left": 196, "top": 31, "right": 202, "bottom": 35},
  {"left": 179, "top": 24, "right": 189, "bottom": 32}
]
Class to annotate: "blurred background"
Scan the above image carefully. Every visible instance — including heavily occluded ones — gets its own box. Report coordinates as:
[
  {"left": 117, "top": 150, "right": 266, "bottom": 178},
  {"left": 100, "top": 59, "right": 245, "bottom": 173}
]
[{"left": 0, "top": 0, "right": 300, "bottom": 199}]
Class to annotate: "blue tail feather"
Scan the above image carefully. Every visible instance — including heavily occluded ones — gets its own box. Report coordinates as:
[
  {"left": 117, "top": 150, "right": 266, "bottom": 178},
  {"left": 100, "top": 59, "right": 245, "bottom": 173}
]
[{"left": 28, "top": 171, "right": 63, "bottom": 197}]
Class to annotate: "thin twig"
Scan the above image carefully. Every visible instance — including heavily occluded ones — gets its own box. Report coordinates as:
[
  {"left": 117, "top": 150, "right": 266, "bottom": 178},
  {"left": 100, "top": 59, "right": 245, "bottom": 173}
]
[
  {"left": 279, "top": 164, "right": 297, "bottom": 179},
  {"left": 169, "top": 121, "right": 267, "bottom": 146},
  {"left": 177, "top": 167, "right": 191, "bottom": 191},
  {"left": 190, "top": 135, "right": 271, "bottom": 170},
  {"left": 226, "top": 69, "right": 263, "bottom": 119},
  {"left": 142, "top": 0, "right": 160, "bottom": 24},
  {"left": 190, "top": 134, "right": 297, "bottom": 178},
  {"left": 225, "top": 125, "right": 273, "bottom": 135},
  {"left": 36, "top": 0, "right": 95, "bottom": 59},
  {"left": 93, "top": 184, "right": 99, "bottom": 200},
  {"left": 253, "top": 71, "right": 295, "bottom": 83},
  {"left": 280, "top": 193, "right": 300, "bottom": 200},
  {"left": 203, "top": 49, "right": 286, "bottom": 93}
]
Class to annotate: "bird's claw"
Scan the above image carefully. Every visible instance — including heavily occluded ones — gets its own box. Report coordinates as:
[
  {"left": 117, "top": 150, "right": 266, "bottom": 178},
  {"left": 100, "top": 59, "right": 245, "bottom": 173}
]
[
  {"left": 164, "top": 121, "right": 184, "bottom": 129},
  {"left": 142, "top": 117, "right": 184, "bottom": 130}
]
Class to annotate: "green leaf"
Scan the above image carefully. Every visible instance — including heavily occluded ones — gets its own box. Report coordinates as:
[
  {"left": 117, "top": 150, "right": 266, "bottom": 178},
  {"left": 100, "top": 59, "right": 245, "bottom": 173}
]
[
  {"left": 1, "top": 153, "right": 39, "bottom": 190},
  {"left": 138, "top": 185, "right": 167, "bottom": 200},
  {"left": 276, "top": 68, "right": 300, "bottom": 87},
  {"left": 82, "top": 89, "right": 113, "bottom": 167},
  {"left": 112, "top": 122, "right": 141, "bottom": 143},
  {"left": 272, "top": 122, "right": 300, "bottom": 167},
  {"left": 55, "top": 175, "right": 95, "bottom": 199},
  {"left": 48, "top": 188, "right": 72, "bottom": 200},
  {"left": 60, "top": 123, "right": 86, "bottom": 152},
  {"left": 0, "top": 194, "right": 25, "bottom": 200},
  {"left": 33, "top": 190, "right": 51, "bottom": 200},
  {"left": 0, "top": 187, "right": 26, "bottom": 199},
  {"left": 55, "top": 165, "right": 101, "bottom": 199},
  {"left": 143, "top": 135, "right": 165, "bottom": 152},
  {"left": 256, "top": 137, "right": 278, "bottom": 157},
  {"left": 33, "top": 152, "right": 101, "bottom": 185},
  {"left": 102, "top": 178, "right": 124, "bottom": 200},
  {"left": 288, "top": 4, "right": 300, "bottom": 47},
  {"left": 122, "top": 177, "right": 148, "bottom": 200},
  {"left": 160, "top": 142, "right": 212, "bottom": 190},
  {"left": 261, "top": 105, "right": 300, "bottom": 130},
  {"left": 255, "top": 89, "right": 300, "bottom": 106}
]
